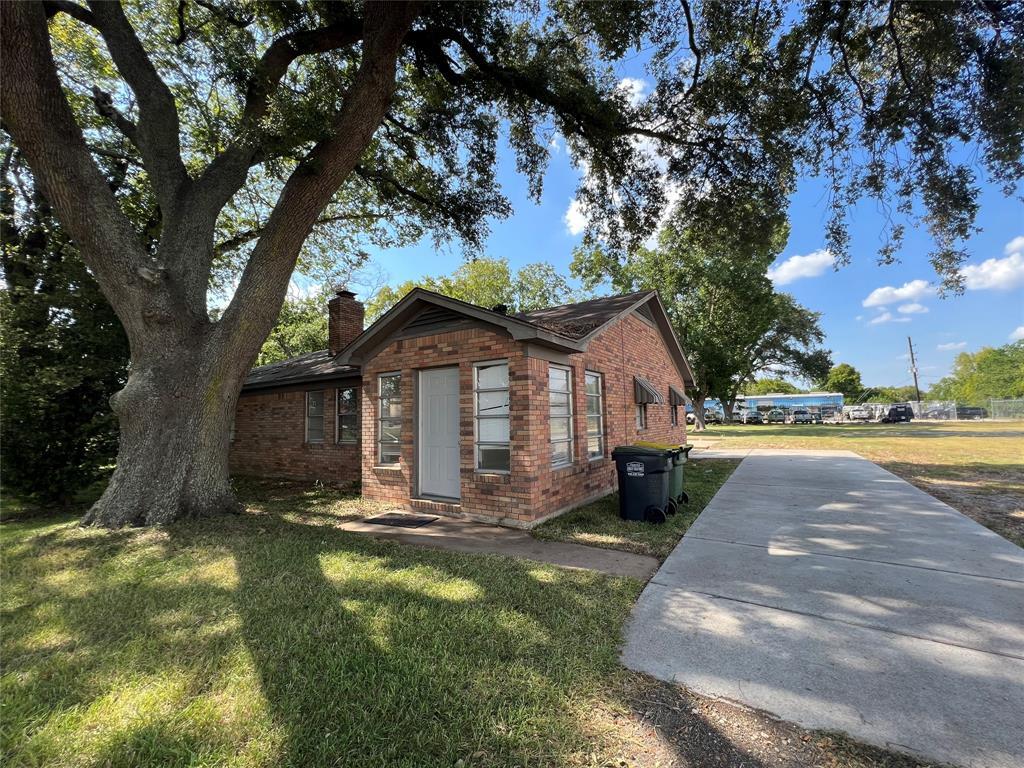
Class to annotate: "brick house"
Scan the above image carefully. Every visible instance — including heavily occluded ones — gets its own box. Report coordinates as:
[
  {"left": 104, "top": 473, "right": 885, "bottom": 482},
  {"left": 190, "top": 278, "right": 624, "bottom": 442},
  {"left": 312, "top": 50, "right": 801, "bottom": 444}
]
[{"left": 231, "top": 286, "right": 694, "bottom": 528}]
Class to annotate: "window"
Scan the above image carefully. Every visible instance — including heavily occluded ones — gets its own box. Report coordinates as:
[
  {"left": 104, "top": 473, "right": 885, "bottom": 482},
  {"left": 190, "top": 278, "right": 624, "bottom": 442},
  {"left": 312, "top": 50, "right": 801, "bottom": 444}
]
[
  {"left": 671, "top": 404, "right": 678, "bottom": 426},
  {"left": 549, "top": 365, "right": 573, "bottom": 466},
  {"left": 585, "top": 371, "right": 604, "bottom": 460},
  {"left": 636, "top": 403, "right": 648, "bottom": 430},
  {"left": 474, "top": 361, "right": 510, "bottom": 472},
  {"left": 305, "top": 391, "right": 325, "bottom": 443},
  {"left": 336, "top": 387, "right": 358, "bottom": 443},
  {"left": 377, "top": 373, "right": 401, "bottom": 464}
]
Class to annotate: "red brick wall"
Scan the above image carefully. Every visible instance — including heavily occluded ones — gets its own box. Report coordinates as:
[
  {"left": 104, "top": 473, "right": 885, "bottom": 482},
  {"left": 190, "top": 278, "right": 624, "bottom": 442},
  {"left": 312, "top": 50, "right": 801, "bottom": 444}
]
[
  {"left": 359, "top": 311, "right": 687, "bottom": 526},
  {"left": 360, "top": 327, "right": 541, "bottom": 524},
  {"left": 524, "top": 312, "right": 688, "bottom": 520},
  {"left": 230, "top": 385, "right": 361, "bottom": 486}
]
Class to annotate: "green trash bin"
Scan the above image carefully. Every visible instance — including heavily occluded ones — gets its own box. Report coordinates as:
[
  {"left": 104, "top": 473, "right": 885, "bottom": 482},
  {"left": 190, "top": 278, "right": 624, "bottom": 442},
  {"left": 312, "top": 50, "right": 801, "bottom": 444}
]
[{"left": 634, "top": 442, "right": 692, "bottom": 513}]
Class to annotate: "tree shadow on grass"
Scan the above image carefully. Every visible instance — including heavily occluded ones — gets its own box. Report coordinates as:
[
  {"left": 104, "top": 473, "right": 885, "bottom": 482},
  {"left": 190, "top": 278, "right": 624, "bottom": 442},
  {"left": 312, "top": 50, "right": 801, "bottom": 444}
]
[{"left": 3, "top": 494, "right": 937, "bottom": 768}]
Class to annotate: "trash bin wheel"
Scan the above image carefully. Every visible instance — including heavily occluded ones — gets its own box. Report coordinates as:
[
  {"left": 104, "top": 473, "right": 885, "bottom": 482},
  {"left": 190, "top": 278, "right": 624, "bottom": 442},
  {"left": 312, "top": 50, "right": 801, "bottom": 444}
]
[
  {"left": 665, "top": 498, "right": 678, "bottom": 516},
  {"left": 644, "top": 506, "right": 667, "bottom": 524},
  {"left": 677, "top": 490, "right": 689, "bottom": 505}
]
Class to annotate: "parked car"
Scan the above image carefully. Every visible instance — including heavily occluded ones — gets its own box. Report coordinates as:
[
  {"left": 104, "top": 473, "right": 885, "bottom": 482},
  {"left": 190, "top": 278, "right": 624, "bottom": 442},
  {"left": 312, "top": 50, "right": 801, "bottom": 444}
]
[
  {"left": 791, "top": 409, "right": 815, "bottom": 424},
  {"left": 766, "top": 409, "right": 786, "bottom": 424},
  {"left": 848, "top": 406, "right": 872, "bottom": 421},
  {"left": 880, "top": 403, "right": 914, "bottom": 423},
  {"left": 955, "top": 406, "right": 988, "bottom": 420},
  {"left": 924, "top": 406, "right": 950, "bottom": 420},
  {"left": 703, "top": 409, "right": 723, "bottom": 424},
  {"left": 685, "top": 409, "right": 723, "bottom": 425},
  {"left": 742, "top": 410, "right": 764, "bottom": 424}
]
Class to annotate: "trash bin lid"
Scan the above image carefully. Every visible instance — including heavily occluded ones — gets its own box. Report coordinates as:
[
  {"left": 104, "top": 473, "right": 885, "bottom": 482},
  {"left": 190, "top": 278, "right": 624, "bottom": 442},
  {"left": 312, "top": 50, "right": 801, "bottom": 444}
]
[
  {"left": 633, "top": 441, "right": 688, "bottom": 455},
  {"left": 612, "top": 445, "right": 673, "bottom": 457}
]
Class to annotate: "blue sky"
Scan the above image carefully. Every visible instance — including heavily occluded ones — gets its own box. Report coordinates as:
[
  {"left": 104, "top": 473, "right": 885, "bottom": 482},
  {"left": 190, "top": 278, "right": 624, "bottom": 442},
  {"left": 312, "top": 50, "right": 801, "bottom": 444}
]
[{"left": 364, "top": 76, "right": 1024, "bottom": 390}]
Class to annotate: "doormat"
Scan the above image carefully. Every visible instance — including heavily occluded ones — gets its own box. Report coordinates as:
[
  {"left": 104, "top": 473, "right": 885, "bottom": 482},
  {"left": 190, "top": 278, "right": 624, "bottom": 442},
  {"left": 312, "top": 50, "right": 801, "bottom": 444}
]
[{"left": 365, "top": 512, "right": 438, "bottom": 528}]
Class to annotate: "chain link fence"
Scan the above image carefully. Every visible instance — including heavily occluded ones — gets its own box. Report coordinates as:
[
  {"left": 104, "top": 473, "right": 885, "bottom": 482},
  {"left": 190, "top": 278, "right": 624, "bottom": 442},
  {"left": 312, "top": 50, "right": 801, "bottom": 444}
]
[
  {"left": 989, "top": 398, "right": 1024, "bottom": 420},
  {"left": 839, "top": 400, "right": 1022, "bottom": 421}
]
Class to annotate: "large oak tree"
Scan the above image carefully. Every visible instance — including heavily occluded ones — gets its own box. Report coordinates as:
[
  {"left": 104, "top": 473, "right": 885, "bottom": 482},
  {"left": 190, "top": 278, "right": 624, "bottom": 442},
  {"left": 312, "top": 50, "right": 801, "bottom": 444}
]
[{"left": 2, "top": 1, "right": 1020, "bottom": 526}]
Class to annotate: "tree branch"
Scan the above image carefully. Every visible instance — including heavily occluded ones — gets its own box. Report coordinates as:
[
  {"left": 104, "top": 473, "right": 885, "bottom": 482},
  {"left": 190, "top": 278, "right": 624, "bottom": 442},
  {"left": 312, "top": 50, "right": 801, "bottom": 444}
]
[
  {"left": 680, "top": 0, "right": 703, "bottom": 97},
  {"left": 86, "top": 1, "right": 188, "bottom": 209},
  {"left": 193, "top": 14, "right": 365, "bottom": 223},
  {"left": 0, "top": 1, "right": 154, "bottom": 338},
  {"left": 218, "top": 1, "right": 417, "bottom": 365},
  {"left": 213, "top": 211, "right": 386, "bottom": 257},
  {"left": 42, "top": 0, "right": 95, "bottom": 26}
]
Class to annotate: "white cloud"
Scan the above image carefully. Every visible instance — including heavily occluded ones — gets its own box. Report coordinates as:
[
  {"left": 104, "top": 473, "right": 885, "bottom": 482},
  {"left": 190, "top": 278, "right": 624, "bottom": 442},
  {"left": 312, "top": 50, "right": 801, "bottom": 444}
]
[
  {"left": 937, "top": 341, "right": 967, "bottom": 351},
  {"left": 868, "top": 311, "right": 911, "bottom": 325},
  {"left": 617, "top": 77, "right": 649, "bottom": 106},
  {"left": 959, "top": 239, "right": 1024, "bottom": 291},
  {"left": 767, "top": 249, "right": 835, "bottom": 286},
  {"left": 862, "top": 279, "right": 934, "bottom": 308},
  {"left": 563, "top": 198, "right": 588, "bottom": 236},
  {"left": 1010, "top": 326, "right": 1024, "bottom": 342},
  {"left": 897, "top": 302, "right": 929, "bottom": 314}
]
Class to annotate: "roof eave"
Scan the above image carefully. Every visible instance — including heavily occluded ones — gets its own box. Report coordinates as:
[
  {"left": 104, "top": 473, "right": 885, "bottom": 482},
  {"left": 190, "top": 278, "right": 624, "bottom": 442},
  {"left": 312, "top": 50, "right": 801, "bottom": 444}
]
[{"left": 241, "top": 369, "right": 361, "bottom": 393}]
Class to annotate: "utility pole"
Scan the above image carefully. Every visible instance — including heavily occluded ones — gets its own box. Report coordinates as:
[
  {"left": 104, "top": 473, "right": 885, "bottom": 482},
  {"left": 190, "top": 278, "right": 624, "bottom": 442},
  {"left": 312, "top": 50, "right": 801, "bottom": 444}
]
[{"left": 907, "top": 336, "right": 922, "bottom": 403}]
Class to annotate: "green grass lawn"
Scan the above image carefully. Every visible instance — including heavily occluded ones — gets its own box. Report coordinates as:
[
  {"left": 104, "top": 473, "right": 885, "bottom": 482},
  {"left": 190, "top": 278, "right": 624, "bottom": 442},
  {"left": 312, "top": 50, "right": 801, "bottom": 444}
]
[
  {"left": 532, "top": 459, "right": 739, "bottom": 559},
  {"left": 1, "top": 505, "right": 642, "bottom": 768}
]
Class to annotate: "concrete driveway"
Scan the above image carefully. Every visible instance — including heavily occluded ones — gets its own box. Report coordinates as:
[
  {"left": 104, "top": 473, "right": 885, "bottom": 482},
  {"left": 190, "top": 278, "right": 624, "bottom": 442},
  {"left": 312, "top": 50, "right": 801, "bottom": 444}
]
[{"left": 623, "top": 449, "right": 1024, "bottom": 768}]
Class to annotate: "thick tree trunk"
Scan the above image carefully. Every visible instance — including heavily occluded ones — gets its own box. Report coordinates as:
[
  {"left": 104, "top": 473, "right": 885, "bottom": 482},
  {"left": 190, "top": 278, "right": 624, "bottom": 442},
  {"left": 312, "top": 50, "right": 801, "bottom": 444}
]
[
  {"left": 692, "top": 394, "right": 707, "bottom": 431},
  {"left": 81, "top": 342, "right": 242, "bottom": 527}
]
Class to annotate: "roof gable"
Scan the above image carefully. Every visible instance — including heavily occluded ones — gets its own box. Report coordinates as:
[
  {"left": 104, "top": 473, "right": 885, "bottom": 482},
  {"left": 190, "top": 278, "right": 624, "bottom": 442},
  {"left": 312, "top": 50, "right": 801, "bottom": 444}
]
[{"left": 334, "top": 288, "right": 587, "bottom": 366}]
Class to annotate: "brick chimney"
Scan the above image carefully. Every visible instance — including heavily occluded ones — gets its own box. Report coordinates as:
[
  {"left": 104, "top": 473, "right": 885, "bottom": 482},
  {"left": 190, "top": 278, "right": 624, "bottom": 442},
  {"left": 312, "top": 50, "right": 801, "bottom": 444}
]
[{"left": 328, "top": 287, "right": 364, "bottom": 356}]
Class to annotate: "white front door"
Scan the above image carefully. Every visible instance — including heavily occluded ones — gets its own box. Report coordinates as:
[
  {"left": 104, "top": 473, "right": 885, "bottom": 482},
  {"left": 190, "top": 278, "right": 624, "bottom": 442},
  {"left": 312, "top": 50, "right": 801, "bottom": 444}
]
[{"left": 418, "top": 367, "right": 461, "bottom": 499}]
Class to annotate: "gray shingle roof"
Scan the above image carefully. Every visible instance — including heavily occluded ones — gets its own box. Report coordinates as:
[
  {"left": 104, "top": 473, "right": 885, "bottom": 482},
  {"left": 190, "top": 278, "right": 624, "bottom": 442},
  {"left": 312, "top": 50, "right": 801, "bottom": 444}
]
[
  {"left": 513, "top": 291, "right": 652, "bottom": 339},
  {"left": 243, "top": 349, "right": 358, "bottom": 391}
]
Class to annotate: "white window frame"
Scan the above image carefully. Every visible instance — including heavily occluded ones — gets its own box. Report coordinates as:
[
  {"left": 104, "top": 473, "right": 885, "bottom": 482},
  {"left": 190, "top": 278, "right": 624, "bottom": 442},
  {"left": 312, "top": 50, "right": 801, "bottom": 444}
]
[
  {"left": 336, "top": 386, "right": 359, "bottom": 444},
  {"left": 305, "top": 390, "right": 325, "bottom": 444},
  {"left": 636, "top": 403, "right": 648, "bottom": 430},
  {"left": 473, "top": 360, "right": 511, "bottom": 473},
  {"left": 377, "top": 372, "right": 402, "bottom": 465},
  {"left": 585, "top": 371, "right": 604, "bottom": 460},
  {"left": 549, "top": 364, "right": 574, "bottom": 467}
]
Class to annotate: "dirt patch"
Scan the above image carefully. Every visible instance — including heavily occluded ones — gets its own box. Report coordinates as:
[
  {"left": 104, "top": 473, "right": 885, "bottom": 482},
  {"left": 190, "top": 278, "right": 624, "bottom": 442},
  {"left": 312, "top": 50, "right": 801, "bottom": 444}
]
[{"left": 590, "top": 673, "right": 950, "bottom": 767}]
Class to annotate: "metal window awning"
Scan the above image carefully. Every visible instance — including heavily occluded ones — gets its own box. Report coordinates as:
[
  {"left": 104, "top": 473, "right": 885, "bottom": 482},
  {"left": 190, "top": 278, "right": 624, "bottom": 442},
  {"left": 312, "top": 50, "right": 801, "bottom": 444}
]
[
  {"left": 669, "top": 385, "right": 686, "bottom": 406},
  {"left": 634, "top": 376, "right": 664, "bottom": 405}
]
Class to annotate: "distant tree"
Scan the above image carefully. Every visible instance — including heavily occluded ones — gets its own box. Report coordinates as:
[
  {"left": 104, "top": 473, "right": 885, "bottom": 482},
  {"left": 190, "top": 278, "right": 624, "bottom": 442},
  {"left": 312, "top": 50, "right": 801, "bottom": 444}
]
[
  {"left": 864, "top": 385, "right": 919, "bottom": 403},
  {"left": 365, "top": 258, "right": 579, "bottom": 323},
  {"left": 575, "top": 206, "right": 830, "bottom": 428},
  {"left": 928, "top": 342, "right": 1024, "bottom": 405},
  {"left": 255, "top": 297, "right": 329, "bottom": 367},
  {"left": 819, "top": 364, "right": 865, "bottom": 400},
  {"left": 726, "top": 294, "right": 832, "bottom": 416},
  {"left": 1, "top": 149, "right": 129, "bottom": 506},
  {"left": 744, "top": 378, "right": 803, "bottom": 396}
]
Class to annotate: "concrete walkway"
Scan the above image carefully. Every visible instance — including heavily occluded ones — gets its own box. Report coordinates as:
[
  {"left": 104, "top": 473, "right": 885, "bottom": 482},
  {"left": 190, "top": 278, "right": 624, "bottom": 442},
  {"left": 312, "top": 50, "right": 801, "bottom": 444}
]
[
  {"left": 623, "top": 449, "right": 1024, "bottom": 768},
  {"left": 341, "top": 514, "right": 659, "bottom": 581}
]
